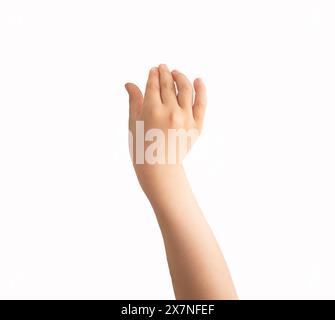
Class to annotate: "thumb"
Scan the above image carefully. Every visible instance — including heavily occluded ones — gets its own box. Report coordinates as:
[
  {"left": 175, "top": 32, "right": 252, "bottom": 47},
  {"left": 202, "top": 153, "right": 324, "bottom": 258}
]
[{"left": 125, "top": 83, "right": 143, "bottom": 118}]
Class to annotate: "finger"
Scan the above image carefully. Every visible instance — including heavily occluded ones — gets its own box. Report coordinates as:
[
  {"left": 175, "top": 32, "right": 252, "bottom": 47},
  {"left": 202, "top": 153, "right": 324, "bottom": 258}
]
[
  {"left": 144, "top": 67, "right": 161, "bottom": 102},
  {"left": 193, "top": 78, "right": 207, "bottom": 127},
  {"left": 159, "top": 64, "right": 177, "bottom": 104},
  {"left": 125, "top": 83, "right": 143, "bottom": 119},
  {"left": 172, "top": 70, "right": 193, "bottom": 110}
]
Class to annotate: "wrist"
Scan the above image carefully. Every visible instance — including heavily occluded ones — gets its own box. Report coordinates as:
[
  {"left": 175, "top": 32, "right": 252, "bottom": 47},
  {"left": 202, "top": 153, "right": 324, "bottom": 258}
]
[{"left": 135, "top": 163, "right": 186, "bottom": 198}]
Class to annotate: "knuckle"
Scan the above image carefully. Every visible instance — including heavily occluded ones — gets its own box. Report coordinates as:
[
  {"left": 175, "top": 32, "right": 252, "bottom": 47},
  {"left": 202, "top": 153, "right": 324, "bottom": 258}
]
[
  {"left": 147, "top": 106, "right": 161, "bottom": 119},
  {"left": 195, "top": 98, "right": 206, "bottom": 108},
  {"left": 168, "top": 111, "right": 183, "bottom": 127},
  {"left": 147, "top": 81, "right": 159, "bottom": 90},
  {"left": 181, "top": 83, "right": 192, "bottom": 92},
  {"left": 160, "top": 81, "right": 170, "bottom": 90}
]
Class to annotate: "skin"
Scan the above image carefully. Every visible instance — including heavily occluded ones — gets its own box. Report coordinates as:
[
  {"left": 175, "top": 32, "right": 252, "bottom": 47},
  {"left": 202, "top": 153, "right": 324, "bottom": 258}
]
[{"left": 125, "top": 64, "right": 238, "bottom": 300}]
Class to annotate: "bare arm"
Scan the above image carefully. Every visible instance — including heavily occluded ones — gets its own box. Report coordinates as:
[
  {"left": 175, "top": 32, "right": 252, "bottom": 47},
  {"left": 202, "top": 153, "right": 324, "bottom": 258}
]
[{"left": 125, "top": 64, "right": 237, "bottom": 300}]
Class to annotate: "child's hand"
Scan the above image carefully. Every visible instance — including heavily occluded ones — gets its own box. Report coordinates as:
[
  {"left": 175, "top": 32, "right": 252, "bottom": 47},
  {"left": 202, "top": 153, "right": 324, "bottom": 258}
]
[
  {"left": 125, "top": 65, "right": 237, "bottom": 300},
  {"left": 125, "top": 64, "right": 206, "bottom": 188}
]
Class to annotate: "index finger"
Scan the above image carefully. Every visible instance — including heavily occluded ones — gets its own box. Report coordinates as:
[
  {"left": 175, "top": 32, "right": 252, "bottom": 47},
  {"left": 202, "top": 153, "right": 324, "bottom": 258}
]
[{"left": 144, "top": 67, "right": 161, "bottom": 103}]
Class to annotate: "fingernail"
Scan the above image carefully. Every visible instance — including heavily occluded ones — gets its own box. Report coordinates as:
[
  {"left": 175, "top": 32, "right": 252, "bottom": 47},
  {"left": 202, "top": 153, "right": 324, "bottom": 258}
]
[
  {"left": 159, "top": 64, "right": 167, "bottom": 69},
  {"left": 150, "top": 67, "right": 158, "bottom": 73}
]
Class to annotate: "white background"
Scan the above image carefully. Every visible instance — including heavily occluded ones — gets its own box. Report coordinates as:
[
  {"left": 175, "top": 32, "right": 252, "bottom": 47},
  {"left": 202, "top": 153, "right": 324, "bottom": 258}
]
[{"left": 0, "top": 0, "right": 334, "bottom": 299}]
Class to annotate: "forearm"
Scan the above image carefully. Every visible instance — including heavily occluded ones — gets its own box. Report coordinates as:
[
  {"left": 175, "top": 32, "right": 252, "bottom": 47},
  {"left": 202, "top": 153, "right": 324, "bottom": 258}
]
[{"left": 140, "top": 165, "right": 238, "bottom": 300}]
